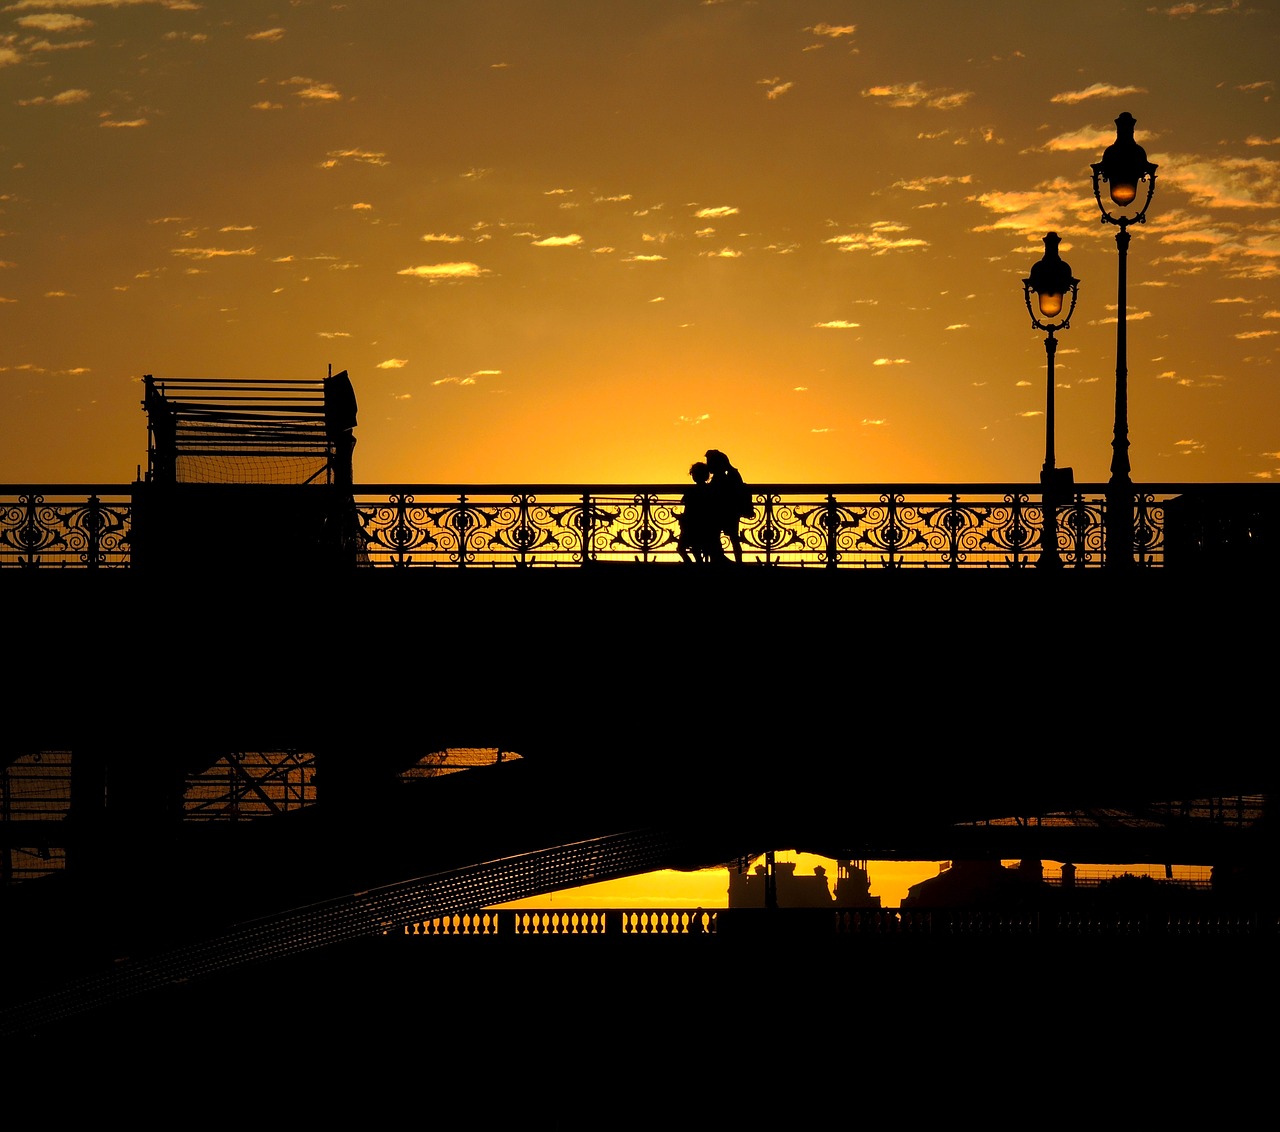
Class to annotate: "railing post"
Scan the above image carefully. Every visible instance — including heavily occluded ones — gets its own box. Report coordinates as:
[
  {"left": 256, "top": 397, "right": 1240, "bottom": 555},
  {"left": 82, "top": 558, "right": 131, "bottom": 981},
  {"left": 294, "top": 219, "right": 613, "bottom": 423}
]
[
  {"left": 639, "top": 492, "right": 654, "bottom": 563},
  {"left": 885, "top": 492, "right": 900, "bottom": 569},
  {"left": 456, "top": 492, "right": 471, "bottom": 567},
  {"left": 1012, "top": 491, "right": 1028, "bottom": 569},
  {"left": 516, "top": 493, "right": 532, "bottom": 568},
  {"left": 20, "top": 493, "right": 40, "bottom": 568},
  {"left": 579, "top": 492, "right": 591, "bottom": 566},
  {"left": 825, "top": 493, "right": 838, "bottom": 568},
  {"left": 391, "top": 493, "right": 409, "bottom": 569},
  {"left": 85, "top": 494, "right": 103, "bottom": 569},
  {"left": 759, "top": 492, "right": 774, "bottom": 565},
  {"left": 947, "top": 493, "right": 962, "bottom": 568}
]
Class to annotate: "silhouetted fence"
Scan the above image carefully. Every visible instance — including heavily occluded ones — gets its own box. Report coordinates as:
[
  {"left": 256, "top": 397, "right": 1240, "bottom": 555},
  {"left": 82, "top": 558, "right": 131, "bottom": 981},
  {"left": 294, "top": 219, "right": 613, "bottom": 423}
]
[
  {"left": 4, "top": 482, "right": 1275, "bottom": 570},
  {"left": 401, "top": 907, "right": 1276, "bottom": 938}
]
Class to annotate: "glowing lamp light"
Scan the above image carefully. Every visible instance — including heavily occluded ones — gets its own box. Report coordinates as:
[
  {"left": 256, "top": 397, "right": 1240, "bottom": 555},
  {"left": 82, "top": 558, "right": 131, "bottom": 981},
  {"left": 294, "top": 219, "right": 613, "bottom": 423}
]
[
  {"left": 1109, "top": 180, "right": 1138, "bottom": 208},
  {"left": 1036, "top": 290, "right": 1064, "bottom": 319}
]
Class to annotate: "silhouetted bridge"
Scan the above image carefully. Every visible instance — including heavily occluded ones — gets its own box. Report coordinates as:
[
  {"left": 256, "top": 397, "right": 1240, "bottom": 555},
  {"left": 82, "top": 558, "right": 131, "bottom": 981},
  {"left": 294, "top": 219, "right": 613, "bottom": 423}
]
[{"left": 2, "top": 477, "right": 1275, "bottom": 1040}]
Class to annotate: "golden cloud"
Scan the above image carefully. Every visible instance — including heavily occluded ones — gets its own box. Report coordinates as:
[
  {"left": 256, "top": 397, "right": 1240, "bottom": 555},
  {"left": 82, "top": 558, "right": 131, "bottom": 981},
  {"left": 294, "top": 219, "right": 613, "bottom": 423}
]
[{"left": 397, "top": 262, "right": 488, "bottom": 280}]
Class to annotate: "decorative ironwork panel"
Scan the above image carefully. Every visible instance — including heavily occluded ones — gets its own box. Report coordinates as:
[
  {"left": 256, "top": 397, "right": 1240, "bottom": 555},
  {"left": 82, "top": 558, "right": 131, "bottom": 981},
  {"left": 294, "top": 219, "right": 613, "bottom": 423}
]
[
  {"left": 1060, "top": 496, "right": 1104, "bottom": 567},
  {"left": 973, "top": 493, "right": 1039, "bottom": 568},
  {"left": 0, "top": 493, "right": 131, "bottom": 568},
  {"left": 1134, "top": 493, "right": 1165, "bottom": 565}
]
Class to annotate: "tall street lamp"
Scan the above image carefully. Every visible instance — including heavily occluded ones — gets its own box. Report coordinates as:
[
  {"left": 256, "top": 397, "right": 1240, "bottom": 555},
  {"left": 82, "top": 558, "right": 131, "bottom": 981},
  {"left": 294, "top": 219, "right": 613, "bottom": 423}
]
[
  {"left": 1091, "top": 112, "right": 1157, "bottom": 569},
  {"left": 1023, "top": 232, "right": 1078, "bottom": 568}
]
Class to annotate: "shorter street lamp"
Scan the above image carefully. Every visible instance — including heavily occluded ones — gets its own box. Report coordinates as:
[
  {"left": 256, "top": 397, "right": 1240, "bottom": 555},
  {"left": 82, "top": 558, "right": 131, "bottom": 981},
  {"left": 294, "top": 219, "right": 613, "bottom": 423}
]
[
  {"left": 1024, "top": 232, "right": 1078, "bottom": 568},
  {"left": 1091, "top": 111, "right": 1157, "bottom": 569}
]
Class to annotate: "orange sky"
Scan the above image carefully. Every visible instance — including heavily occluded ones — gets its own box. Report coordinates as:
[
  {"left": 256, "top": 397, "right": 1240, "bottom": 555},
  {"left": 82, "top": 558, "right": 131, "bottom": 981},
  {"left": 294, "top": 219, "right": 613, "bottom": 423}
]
[{"left": 2, "top": 1, "right": 1278, "bottom": 487}]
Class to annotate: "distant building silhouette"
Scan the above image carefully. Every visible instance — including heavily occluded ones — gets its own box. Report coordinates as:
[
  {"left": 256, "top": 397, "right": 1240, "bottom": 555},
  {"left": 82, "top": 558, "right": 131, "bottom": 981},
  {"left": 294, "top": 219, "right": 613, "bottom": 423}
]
[
  {"left": 900, "top": 859, "right": 1049, "bottom": 909},
  {"left": 728, "top": 859, "right": 880, "bottom": 909}
]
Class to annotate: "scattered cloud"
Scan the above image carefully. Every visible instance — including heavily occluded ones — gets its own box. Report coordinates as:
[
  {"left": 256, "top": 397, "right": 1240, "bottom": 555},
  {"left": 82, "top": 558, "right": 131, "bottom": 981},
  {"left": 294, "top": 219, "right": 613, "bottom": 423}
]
[
  {"left": 247, "top": 28, "right": 285, "bottom": 43},
  {"left": 703, "top": 247, "right": 741, "bottom": 258},
  {"left": 861, "top": 419, "right": 886, "bottom": 426},
  {"left": 317, "top": 331, "right": 350, "bottom": 338},
  {"left": 862, "top": 83, "right": 972, "bottom": 110},
  {"left": 824, "top": 223, "right": 928, "bottom": 254},
  {"left": 694, "top": 206, "right": 738, "bottom": 219},
  {"left": 433, "top": 376, "right": 476, "bottom": 386},
  {"left": 1040, "top": 124, "right": 1119, "bottom": 153},
  {"left": 284, "top": 76, "right": 341, "bottom": 102},
  {"left": 376, "top": 358, "right": 408, "bottom": 369},
  {"left": 809, "top": 23, "right": 855, "bottom": 38},
  {"left": 1150, "top": 3, "right": 1250, "bottom": 17},
  {"left": 100, "top": 117, "right": 147, "bottom": 128},
  {"left": 1163, "top": 154, "right": 1280, "bottom": 209},
  {"left": 892, "top": 174, "right": 973, "bottom": 192},
  {"left": 16, "top": 13, "right": 92, "bottom": 32},
  {"left": 397, "top": 262, "right": 488, "bottom": 280},
  {"left": 1051, "top": 83, "right": 1147, "bottom": 105},
  {"left": 531, "top": 233, "right": 583, "bottom": 247},
  {"left": 323, "top": 148, "right": 388, "bottom": 167},
  {"left": 814, "top": 320, "right": 860, "bottom": 329},
  {"left": 764, "top": 81, "right": 793, "bottom": 100},
  {"left": 170, "top": 246, "right": 256, "bottom": 259},
  {"left": 624, "top": 253, "right": 666, "bottom": 262},
  {"left": 872, "top": 358, "right": 909, "bottom": 366},
  {"left": 17, "top": 89, "right": 90, "bottom": 107},
  {"left": 1090, "top": 308, "right": 1153, "bottom": 325},
  {"left": 968, "top": 179, "right": 1084, "bottom": 236},
  {"left": 677, "top": 414, "right": 711, "bottom": 425},
  {"left": 422, "top": 232, "right": 464, "bottom": 242}
]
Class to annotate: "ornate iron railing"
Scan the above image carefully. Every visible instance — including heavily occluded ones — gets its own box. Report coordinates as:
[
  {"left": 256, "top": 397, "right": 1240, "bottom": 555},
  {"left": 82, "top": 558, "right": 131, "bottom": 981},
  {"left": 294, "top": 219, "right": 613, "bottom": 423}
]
[
  {"left": 399, "top": 907, "right": 1276, "bottom": 938},
  {"left": 1, "top": 482, "right": 1275, "bottom": 569}
]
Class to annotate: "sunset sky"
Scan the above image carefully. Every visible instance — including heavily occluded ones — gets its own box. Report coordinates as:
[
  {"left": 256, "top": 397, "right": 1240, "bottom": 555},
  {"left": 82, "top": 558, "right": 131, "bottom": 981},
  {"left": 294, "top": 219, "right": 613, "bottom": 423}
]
[{"left": 2, "top": 0, "right": 1278, "bottom": 487}]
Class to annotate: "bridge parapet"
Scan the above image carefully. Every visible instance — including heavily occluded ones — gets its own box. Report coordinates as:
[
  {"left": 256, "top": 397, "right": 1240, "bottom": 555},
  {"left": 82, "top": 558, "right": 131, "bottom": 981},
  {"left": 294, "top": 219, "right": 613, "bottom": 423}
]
[{"left": 4, "top": 481, "right": 1274, "bottom": 570}]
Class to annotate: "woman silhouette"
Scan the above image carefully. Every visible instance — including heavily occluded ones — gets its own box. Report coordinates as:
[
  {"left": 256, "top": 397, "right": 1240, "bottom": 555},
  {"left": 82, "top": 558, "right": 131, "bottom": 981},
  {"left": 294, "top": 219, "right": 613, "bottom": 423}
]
[{"left": 705, "top": 449, "right": 746, "bottom": 564}]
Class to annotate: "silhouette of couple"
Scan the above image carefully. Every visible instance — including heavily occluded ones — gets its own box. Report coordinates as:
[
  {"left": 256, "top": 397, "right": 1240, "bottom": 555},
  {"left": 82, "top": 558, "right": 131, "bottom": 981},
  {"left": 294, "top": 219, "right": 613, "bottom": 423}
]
[{"left": 678, "top": 449, "right": 751, "bottom": 565}]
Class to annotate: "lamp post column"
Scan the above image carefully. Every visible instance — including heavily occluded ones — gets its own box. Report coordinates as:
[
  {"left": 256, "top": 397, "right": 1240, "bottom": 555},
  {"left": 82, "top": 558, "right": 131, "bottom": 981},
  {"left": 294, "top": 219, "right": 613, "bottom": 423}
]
[
  {"left": 1042, "top": 328, "right": 1061, "bottom": 567},
  {"left": 1105, "top": 224, "right": 1133, "bottom": 569},
  {"left": 1092, "top": 112, "right": 1156, "bottom": 571},
  {"left": 1023, "top": 231, "right": 1077, "bottom": 570}
]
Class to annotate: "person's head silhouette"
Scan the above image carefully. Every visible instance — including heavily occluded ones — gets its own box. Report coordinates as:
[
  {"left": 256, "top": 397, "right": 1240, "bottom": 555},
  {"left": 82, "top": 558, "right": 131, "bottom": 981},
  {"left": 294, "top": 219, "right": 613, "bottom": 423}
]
[
  {"left": 689, "top": 461, "right": 709, "bottom": 483},
  {"left": 705, "top": 449, "right": 730, "bottom": 473}
]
